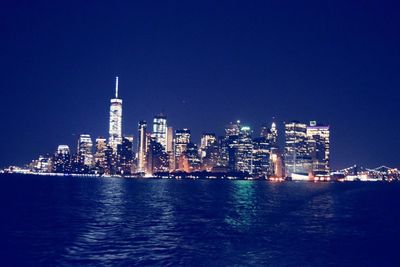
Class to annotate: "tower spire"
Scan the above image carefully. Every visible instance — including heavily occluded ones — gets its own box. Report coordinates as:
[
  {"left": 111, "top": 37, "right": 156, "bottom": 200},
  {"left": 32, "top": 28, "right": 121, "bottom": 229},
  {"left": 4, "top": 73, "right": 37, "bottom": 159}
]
[{"left": 115, "top": 76, "right": 119, "bottom": 98}]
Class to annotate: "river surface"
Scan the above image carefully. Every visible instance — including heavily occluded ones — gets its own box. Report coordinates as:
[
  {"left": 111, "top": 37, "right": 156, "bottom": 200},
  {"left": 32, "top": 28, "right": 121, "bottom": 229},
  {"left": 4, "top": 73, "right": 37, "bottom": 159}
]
[{"left": 1, "top": 174, "right": 400, "bottom": 266}]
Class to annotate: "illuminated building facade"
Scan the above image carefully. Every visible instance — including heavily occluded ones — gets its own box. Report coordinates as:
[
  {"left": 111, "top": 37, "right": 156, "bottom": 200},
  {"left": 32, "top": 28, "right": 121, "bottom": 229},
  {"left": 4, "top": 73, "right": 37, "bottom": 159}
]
[
  {"left": 200, "top": 133, "right": 218, "bottom": 171},
  {"left": 53, "top": 145, "right": 71, "bottom": 173},
  {"left": 200, "top": 133, "right": 216, "bottom": 158},
  {"left": 109, "top": 76, "right": 122, "bottom": 151},
  {"left": 166, "top": 126, "right": 175, "bottom": 171},
  {"left": 94, "top": 137, "right": 107, "bottom": 171},
  {"left": 117, "top": 136, "right": 134, "bottom": 175},
  {"left": 186, "top": 142, "right": 201, "bottom": 171},
  {"left": 137, "top": 120, "right": 147, "bottom": 173},
  {"left": 152, "top": 113, "right": 167, "bottom": 150},
  {"left": 260, "top": 121, "right": 278, "bottom": 146},
  {"left": 146, "top": 137, "right": 169, "bottom": 174},
  {"left": 252, "top": 137, "right": 270, "bottom": 177},
  {"left": 284, "top": 121, "right": 312, "bottom": 177},
  {"left": 174, "top": 129, "right": 191, "bottom": 170},
  {"left": 307, "top": 121, "right": 330, "bottom": 173},
  {"left": 236, "top": 126, "right": 253, "bottom": 173},
  {"left": 225, "top": 120, "right": 241, "bottom": 136},
  {"left": 77, "top": 134, "right": 94, "bottom": 169}
]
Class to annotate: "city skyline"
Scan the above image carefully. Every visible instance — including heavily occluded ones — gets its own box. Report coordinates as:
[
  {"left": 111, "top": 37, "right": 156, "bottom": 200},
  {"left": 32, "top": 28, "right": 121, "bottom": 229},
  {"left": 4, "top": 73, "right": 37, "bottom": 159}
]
[
  {"left": 0, "top": 74, "right": 397, "bottom": 173},
  {"left": 4, "top": 75, "right": 398, "bottom": 182},
  {"left": 1, "top": 1, "right": 399, "bottom": 170}
]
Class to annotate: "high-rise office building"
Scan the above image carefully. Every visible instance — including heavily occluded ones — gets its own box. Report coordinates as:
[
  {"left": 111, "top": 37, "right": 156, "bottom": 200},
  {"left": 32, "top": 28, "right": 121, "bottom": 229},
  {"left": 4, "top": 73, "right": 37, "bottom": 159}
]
[
  {"left": 137, "top": 120, "right": 147, "bottom": 173},
  {"left": 236, "top": 126, "right": 254, "bottom": 173},
  {"left": 152, "top": 113, "right": 167, "bottom": 150},
  {"left": 200, "top": 133, "right": 218, "bottom": 171},
  {"left": 166, "top": 126, "right": 174, "bottom": 171},
  {"left": 260, "top": 121, "right": 278, "bottom": 147},
  {"left": 284, "top": 121, "right": 312, "bottom": 177},
  {"left": 307, "top": 121, "right": 330, "bottom": 174},
  {"left": 252, "top": 137, "right": 270, "bottom": 177},
  {"left": 78, "top": 134, "right": 94, "bottom": 169},
  {"left": 146, "top": 137, "right": 169, "bottom": 175},
  {"left": 216, "top": 136, "right": 229, "bottom": 169},
  {"left": 94, "top": 137, "right": 107, "bottom": 173},
  {"left": 225, "top": 120, "right": 241, "bottom": 136},
  {"left": 53, "top": 145, "right": 71, "bottom": 173},
  {"left": 270, "top": 121, "right": 278, "bottom": 146},
  {"left": 200, "top": 133, "right": 217, "bottom": 159},
  {"left": 109, "top": 76, "right": 122, "bottom": 151},
  {"left": 186, "top": 142, "right": 201, "bottom": 171},
  {"left": 174, "top": 129, "right": 191, "bottom": 170},
  {"left": 117, "top": 136, "right": 134, "bottom": 175}
]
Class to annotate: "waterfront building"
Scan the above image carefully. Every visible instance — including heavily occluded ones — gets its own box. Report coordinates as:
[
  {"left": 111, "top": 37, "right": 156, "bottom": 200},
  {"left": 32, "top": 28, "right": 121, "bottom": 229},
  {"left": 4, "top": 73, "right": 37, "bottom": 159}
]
[
  {"left": 252, "top": 137, "right": 270, "bottom": 178},
  {"left": 174, "top": 129, "right": 191, "bottom": 169},
  {"left": 137, "top": 120, "right": 147, "bottom": 173},
  {"left": 53, "top": 145, "right": 71, "bottom": 173},
  {"left": 236, "top": 126, "right": 253, "bottom": 173},
  {"left": 103, "top": 145, "right": 115, "bottom": 175},
  {"left": 166, "top": 126, "right": 175, "bottom": 171},
  {"left": 270, "top": 148, "right": 284, "bottom": 178},
  {"left": 152, "top": 113, "right": 167, "bottom": 150},
  {"left": 307, "top": 121, "right": 330, "bottom": 174},
  {"left": 94, "top": 137, "right": 107, "bottom": 173},
  {"left": 200, "top": 133, "right": 216, "bottom": 159},
  {"left": 186, "top": 142, "right": 201, "bottom": 171},
  {"left": 200, "top": 133, "right": 219, "bottom": 171},
  {"left": 109, "top": 76, "right": 123, "bottom": 151},
  {"left": 284, "top": 121, "right": 312, "bottom": 177},
  {"left": 224, "top": 121, "right": 254, "bottom": 173},
  {"left": 30, "top": 155, "right": 52, "bottom": 173},
  {"left": 216, "top": 136, "right": 229, "bottom": 169},
  {"left": 77, "top": 134, "right": 94, "bottom": 170},
  {"left": 146, "top": 138, "right": 169, "bottom": 175},
  {"left": 117, "top": 136, "right": 134, "bottom": 175}
]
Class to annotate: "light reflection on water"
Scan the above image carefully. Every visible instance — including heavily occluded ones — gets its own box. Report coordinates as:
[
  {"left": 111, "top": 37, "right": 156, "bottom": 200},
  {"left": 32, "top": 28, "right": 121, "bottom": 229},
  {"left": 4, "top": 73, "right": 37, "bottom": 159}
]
[
  {"left": 1, "top": 175, "right": 400, "bottom": 266},
  {"left": 225, "top": 181, "right": 257, "bottom": 231}
]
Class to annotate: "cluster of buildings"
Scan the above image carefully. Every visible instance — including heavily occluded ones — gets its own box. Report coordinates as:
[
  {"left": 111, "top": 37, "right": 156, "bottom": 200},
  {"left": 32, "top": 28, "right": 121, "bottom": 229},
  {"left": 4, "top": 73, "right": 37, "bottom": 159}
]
[{"left": 15, "top": 77, "right": 337, "bottom": 181}]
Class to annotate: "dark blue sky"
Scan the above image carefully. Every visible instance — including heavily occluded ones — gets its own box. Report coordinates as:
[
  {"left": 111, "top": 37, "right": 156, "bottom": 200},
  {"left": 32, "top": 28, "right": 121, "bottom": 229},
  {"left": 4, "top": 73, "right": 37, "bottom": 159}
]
[{"left": 1, "top": 0, "right": 399, "bottom": 169}]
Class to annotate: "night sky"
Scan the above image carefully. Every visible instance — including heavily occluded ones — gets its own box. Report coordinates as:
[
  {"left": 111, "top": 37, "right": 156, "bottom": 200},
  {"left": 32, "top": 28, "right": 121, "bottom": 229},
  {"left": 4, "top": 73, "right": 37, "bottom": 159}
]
[{"left": 1, "top": 1, "right": 399, "bottom": 169}]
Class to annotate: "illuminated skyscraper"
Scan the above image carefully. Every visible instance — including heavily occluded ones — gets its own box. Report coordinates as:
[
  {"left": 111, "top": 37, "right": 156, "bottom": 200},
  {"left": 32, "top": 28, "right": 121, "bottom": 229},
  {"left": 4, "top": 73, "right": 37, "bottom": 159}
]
[
  {"left": 307, "top": 121, "right": 330, "bottom": 173},
  {"left": 236, "top": 126, "right": 253, "bottom": 173},
  {"left": 94, "top": 137, "right": 107, "bottom": 172},
  {"left": 174, "top": 129, "right": 191, "bottom": 170},
  {"left": 109, "top": 76, "right": 122, "bottom": 151},
  {"left": 186, "top": 142, "right": 201, "bottom": 171},
  {"left": 53, "top": 145, "right": 71, "bottom": 173},
  {"left": 78, "top": 134, "right": 94, "bottom": 168},
  {"left": 284, "top": 121, "right": 312, "bottom": 177},
  {"left": 224, "top": 121, "right": 254, "bottom": 173},
  {"left": 270, "top": 121, "right": 278, "bottom": 146},
  {"left": 146, "top": 137, "right": 169, "bottom": 175},
  {"left": 260, "top": 120, "right": 278, "bottom": 147},
  {"left": 225, "top": 120, "right": 241, "bottom": 136},
  {"left": 166, "top": 126, "right": 174, "bottom": 171},
  {"left": 252, "top": 137, "right": 270, "bottom": 178},
  {"left": 152, "top": 113, "right": 167, "bottom": 150},
  {"left": 166, "top": 126, "right": 174, "bottom": 153},
  {"left": 201, "top": 135, "right": 219, "bottom": 171},
  {"left": 200, "top": 133, "right": 217, "bottom": 159},
  {"left": 137, "top": 120, "right": 147, "bottom": 173},
  {"left": 117, "top": 136, "right": 134, "bottom": 175}
]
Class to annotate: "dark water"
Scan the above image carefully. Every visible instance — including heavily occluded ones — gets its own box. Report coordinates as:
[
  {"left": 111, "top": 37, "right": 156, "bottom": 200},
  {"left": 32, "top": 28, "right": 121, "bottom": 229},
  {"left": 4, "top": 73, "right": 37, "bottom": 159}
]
[{"left": 1, "top": 174, "right": 400, "bottom": 266}]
